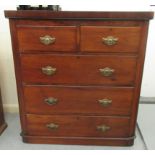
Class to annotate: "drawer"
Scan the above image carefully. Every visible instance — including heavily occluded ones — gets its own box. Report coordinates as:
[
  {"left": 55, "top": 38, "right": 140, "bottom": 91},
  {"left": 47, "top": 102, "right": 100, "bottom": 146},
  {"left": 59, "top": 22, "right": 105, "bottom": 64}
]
[
  {"left": 81, "top": 26, "right": 141, "bottom": 53},
  {"left": 21, "top": 54, "right": 137, "bottom": 86},
  {"left": 24, "top": 86, "right": 134, "bottom": 116},
  {"left": 17, "top": 26, "right": 77, "bottom": 52},
  {"left": 26, "top": 114, "right": 130, "bottom": 138}
]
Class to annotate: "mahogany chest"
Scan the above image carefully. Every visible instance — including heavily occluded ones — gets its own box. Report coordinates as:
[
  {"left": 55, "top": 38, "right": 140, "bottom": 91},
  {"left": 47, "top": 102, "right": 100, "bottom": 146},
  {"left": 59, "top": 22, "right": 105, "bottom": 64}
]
[{"left": 5, "top": 11, "right": 153, "bottom": 146}]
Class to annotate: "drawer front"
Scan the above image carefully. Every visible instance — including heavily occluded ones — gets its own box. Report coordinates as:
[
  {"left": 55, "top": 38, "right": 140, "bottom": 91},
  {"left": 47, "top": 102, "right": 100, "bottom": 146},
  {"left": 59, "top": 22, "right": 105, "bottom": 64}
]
[
  {"left": 21, "top": 55, "right": 137, "bottom": 86},
  {"left": 81, "top": 26, "right": 141, "bottom": 53},
  {"left": 26, "top": 114, "right": 130, "bottom": 138},
  {"left": 24, "top": 86, "right": 134, "bottom": 116},
  {"left": 17, "top": 26, "right": 77, "bottom": 52}
]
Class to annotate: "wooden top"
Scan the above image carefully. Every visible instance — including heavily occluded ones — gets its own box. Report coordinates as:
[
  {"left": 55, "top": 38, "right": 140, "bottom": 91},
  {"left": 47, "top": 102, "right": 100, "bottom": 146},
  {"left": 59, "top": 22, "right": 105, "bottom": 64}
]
[{"left": 4, "top": 10, "right": 154, "bottom": 20}]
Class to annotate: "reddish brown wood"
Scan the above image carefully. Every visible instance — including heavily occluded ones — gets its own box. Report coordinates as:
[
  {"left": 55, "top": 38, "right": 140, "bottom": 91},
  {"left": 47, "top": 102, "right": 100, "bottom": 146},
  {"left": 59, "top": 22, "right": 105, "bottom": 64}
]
[
  {"left": 0, "top": 91, "right": 7, "bottom": 135},
  {"left": 24, "top": 86, "right": 134, "bottom": 116},
  {"left": 26, "top": 114, "right": 130, "bottom": 138},
  {"left": 4, "top": 11, "right": 154, "bottom": 20},
  {"left": 21, "top": 54, "right": 137, "bottom": 86},
  {"left": 17, "top": 26, "right": 77, "bottom": 52},
  {"left": 5, "top": 10, "right": 153, "bottom": 146},
  {"left": 15, "top": 19, "right": 146, "bottom": 27},
  {"left": 81, "top": 26, "right": 141, "bottom": 53},
  {"left": 9, "top": 19, "right": 28, "bottom": 134},
  {"left": 128, "top": 21, "right": 150, "bottom": 137},
  {"left": 22, "top": 135, "right": 134, "bottom": 146}
]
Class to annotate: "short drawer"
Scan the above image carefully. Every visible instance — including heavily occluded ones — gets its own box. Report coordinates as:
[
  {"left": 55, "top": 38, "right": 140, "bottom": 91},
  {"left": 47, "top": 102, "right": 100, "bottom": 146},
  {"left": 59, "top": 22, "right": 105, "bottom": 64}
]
[
  {"left": 26, "top": 114, "right": 130, "bottom": 138},
  {"left": 81, "top": 26, "right": 141, "bottom": 53},
  {"left": 17, "top": 26, "right": 77, "bottom": 52},
  {"left": 21, "top": 54, "right": 137, "bottom": 86},
  {"left": 24, "top": 86, "right": 134, "bottom": 116}
]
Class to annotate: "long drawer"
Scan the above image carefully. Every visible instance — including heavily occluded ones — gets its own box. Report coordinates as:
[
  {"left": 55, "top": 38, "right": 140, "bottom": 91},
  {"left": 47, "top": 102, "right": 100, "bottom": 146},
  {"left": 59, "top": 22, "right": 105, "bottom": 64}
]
[
  {"left": 81, "top": 26, "right": 141, "bottom": 53},
  {"left": 24, "top": 86, "right": 134, "bottom": 116},
  {"left": 26, "top": 114, "right": 130, "bottom": 138},
  {"left": 21, "top": 54, "right": 137, "bottom": 86}
]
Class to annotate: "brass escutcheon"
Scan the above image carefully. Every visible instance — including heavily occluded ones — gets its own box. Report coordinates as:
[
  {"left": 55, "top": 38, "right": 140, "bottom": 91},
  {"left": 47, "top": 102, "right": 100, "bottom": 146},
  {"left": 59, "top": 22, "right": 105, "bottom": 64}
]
[
  {"left": 102, "top": 36, "right": 118, "bottom": 46},
  {"left": 99, "top": 67, "right": 115, "bottom": 77},
  {"left": 46, "top": 123, "right": 59, "bottom": 130},
  {"left": 42, "top": 66, "right": 57, "bottom": 76},
  {"left": 96, "top": 124, "right": 111, "bottom": 132},
  {"left": 44, "top": 97, "right": 58, "bottom": 105},
  {"left": 98, "top": 99, "right": 112, "bottom": 107},
  {"left": 40, "top": 35, "right": 56, "bottom": 45}
]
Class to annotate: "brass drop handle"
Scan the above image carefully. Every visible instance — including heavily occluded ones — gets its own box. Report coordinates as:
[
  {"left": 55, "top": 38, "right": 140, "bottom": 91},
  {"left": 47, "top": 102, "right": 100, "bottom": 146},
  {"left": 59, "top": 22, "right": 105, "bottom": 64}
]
[
  {"left": 98, "top": 99, "right": 112, "bottom": 107},
  {"left": 40, "top": 35, "right": 56, "bottom": 45},
  {"left": 44, "top": 97, "right": 58, "bottom": 105},
  {"left": 42, "top": 66, "right": 57, "bottom": 76},
  {"left": 102, "top": 36, "right": 118, "bottom": 46},
  {"left": 97, "top": 124, "right": 111, "bottom": 132},
  {"left": 46, "top": 123, "right": 59, "bottom": 130},
  {"left": 99, "top": 67, "right": 115, "bottom": 77}
]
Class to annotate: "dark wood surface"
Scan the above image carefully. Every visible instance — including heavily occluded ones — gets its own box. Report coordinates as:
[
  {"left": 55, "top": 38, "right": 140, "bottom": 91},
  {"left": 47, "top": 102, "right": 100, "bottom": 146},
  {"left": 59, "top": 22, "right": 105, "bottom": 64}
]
[
  {"left": 24, "top": 86, "right": 134, "bottom": 116},
  {"left": 26, "top": 114, "right": 130, "bottom": 138},
  {"left": 17, "top": 25, "right": 142, "bottom": 53},
  {"left": 0, "top": 91, "right": 7, "bottom": 135},
  {"left": 21, "top": 54, "right": 137, "bottom": 86},
  {"left": 22, "top": 135, "right": 135, "bottom": 146},
  {"left": 17, "top": 26, "right": 77, "bottom": 52},
  {"left": 5, "top": 10, "right": 153, "bottom": 146},
  {"left": 4, "top": 11, "right": 154, "bottom": 20},
  {"left": 81, "top": 26, "right": 141, "bottom": 53}
]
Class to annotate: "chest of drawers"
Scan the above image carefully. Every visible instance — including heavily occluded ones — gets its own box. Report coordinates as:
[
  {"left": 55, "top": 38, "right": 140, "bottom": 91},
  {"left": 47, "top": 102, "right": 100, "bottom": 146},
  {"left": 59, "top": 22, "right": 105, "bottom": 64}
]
[
  {"left": 0, "top": 90, "right": 7, "bottom": 135},
  {"left": 5, "top": 11, "right": 153, "bottom": 146}
]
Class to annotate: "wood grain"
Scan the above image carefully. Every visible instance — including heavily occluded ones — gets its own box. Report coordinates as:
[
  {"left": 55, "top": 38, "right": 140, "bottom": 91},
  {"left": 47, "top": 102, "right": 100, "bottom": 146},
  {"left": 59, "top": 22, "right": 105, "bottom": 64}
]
[
  {"left": 26, "top": 114, "right": 130, "bottom": 138},
  {"left": 24, "top": 86, "right": 134, "bottom": 116},
  {"left": 22, "top": 135, "right": 134, "bottom": 146},
  {"left": 17, "top": 26, "right": 77, "bottom": 52},
  {"left": 4, "top": 11, "right": 154, "bottom": 20},
  {"left": 81, "top": 26, "right": 141, "bottom": 53},
  {"left": 21, "top": 54, "right": 137, "bottom": 86},
  {"left": 5, "top": 10, "right": 153, "bottom": 146}
]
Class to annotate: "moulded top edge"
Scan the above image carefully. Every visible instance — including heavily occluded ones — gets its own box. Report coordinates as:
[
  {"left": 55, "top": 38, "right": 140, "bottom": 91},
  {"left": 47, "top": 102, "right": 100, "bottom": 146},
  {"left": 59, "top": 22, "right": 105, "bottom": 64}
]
[{"left": 4, "top": 10, "right": 154, "bottom": 20}]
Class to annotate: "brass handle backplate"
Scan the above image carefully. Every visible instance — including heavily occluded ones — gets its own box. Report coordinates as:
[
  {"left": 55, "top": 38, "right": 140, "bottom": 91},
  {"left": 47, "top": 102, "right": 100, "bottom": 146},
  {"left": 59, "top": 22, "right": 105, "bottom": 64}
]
[
  {"left": 44, "top": 97, "right": 58, "bottom": 105},
  {"left": 98, "top": 99, "right": 112, "bottom": 107},
  {"left": 46, "top": 123, "right": 59, "bottom": 130},
  {"left": 42, "top": 66, "right": 57, "bottom": 76},
  {"left": 99, "top": 67, "right": 115, "bottom": 77},
  {"left": 97, "top": 124, "right": 111, "bottom": 132},
  {"left": 102, "top": 36, "right": 118, "bottom": 46},
  {"left": 40, "top": 35, "right": 56, "bottom": 45}
]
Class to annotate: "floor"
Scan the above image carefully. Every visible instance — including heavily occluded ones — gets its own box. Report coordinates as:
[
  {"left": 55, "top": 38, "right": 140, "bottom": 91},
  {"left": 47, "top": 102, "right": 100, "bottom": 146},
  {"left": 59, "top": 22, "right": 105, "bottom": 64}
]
[
  {"left": 0, "top": 112, "right": 148, "bottom": 150},
  {"left": 137, "top": 104, "right": 155, "bottom": 150}
]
